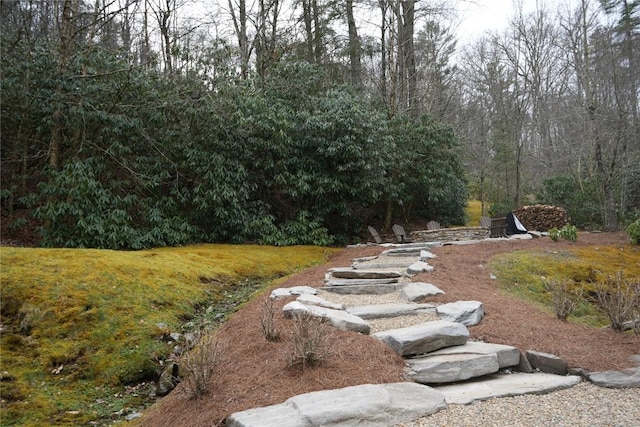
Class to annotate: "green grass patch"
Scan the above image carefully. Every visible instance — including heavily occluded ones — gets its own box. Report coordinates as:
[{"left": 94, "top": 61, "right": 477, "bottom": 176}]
[
  {"left": 0, "top": 244, "right": 338, "bottom": 426},
  {"left": 490, "top": 244, "right": 640, "bottom": 327}
]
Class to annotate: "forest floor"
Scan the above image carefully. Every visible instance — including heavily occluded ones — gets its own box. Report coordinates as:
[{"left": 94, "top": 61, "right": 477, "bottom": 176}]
[{"left": 137, "top": 231, "right": 640, "bottom": 427}]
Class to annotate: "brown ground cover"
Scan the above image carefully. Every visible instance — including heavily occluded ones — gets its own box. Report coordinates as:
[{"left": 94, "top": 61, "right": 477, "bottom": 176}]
[{"left": 139, "top": 232, "right": 639, "bottom": 427}]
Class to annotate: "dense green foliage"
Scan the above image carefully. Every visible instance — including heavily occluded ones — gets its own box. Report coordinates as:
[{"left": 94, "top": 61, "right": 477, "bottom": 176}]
[
  {"left": 627, "top": 219, "right": 640, "bottom": 245},
  {"left": 1, "top": 40, "right": 466, "bottom": 248},
  {"left": 536, "top": 175, "right": 602, "bottom": 228}
]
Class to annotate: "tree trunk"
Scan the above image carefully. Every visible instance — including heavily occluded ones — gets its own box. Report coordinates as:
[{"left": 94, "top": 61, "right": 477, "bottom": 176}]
[
  {"left": 346, "top": 0, "right": 361, "bottom": 86},
  {"left": 49, "top": 0, "right": 76, "bottom": 169}
]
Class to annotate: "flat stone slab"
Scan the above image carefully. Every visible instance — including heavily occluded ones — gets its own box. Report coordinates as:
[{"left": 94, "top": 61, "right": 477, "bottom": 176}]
[
  {"left": 320, "top": 283, "right": 405, "bottom": 295},
  {"left": 283, "top": 301, "right": 370, "bottom": 334},
  {"left": 382, "top": 243, "right": 440, "bottom": 257},
  {"left": 436, "top": 301, "right": 485, "bottom": 326},
  {"left": 407, "top": 261, "right": 435, "bottom": 275},
  {"left": 352, "top": 262, "right": 415, "bottom": 270},
  {"left": 328, "top": 268, "right": 402, "bottom": 280},
  {"left": 526, "top": 350, "right": 568, "bottom": 375},
  {"left": 435, "top": 372, "right": 582, "bottom": 404},
  {"left": 296, "top": 294, "right": 345, "bottom": 311},
  {"left": 226, "top": 382, "right": 447, "bottom": 427},
  {"left": 419, "top": 250, "right": 437, "bottom": 261},
  {"left": 325, "top": 278, "right": 399, "bottom": 286},
  {"left": 427, "top": 341, "right": 520, "bottom": 369},
  {"left": 401, "top": 282, "right": 445, "bottom": 302},
  {"left": 270, "top": 286, "right": 317, "bottom": 299},
  {"left": 509, "top": 233, "right": 533, "bottom": 240},
  {"left": 346, "top": 303, "right": 436, "bottom": 320},
  {"left": 588, "top": 366, "right": 640, "bottom": 388},
  {"left": 372, "top": 320, "right": 469, "bottom": 356},
  {"left": 407, "top": 353, "right": 500, "bottom": 384}
]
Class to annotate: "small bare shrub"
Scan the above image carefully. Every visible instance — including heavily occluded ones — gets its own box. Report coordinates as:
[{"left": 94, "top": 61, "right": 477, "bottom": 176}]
[
  {"left": 595, "top": 272, "right": 640, "bottom": 332},
  {"left": 288, "top": 312, "right": 333, "bottom": 369},
  {"left": 544, "top": 278, "right": 583, "bottom": 321},
  {"left": 18, "top": 304, "right": 42, "bottom": 336},
  {"left": 179, "top": 330, "right": 221, "bottom": 399},
  {"left": 260, "top": 296, "right": 280, "bottom": 341}
]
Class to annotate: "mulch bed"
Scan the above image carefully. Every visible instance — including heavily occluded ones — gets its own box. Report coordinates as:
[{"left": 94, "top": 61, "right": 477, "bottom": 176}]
[{"left": 138, "top": 232, "right": 639, "bottom": 427}]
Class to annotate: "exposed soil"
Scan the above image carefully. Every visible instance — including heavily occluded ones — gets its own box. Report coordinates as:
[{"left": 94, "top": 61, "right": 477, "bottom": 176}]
[{"left": 139, "top": 232, "right": 639, "bottom": 427}]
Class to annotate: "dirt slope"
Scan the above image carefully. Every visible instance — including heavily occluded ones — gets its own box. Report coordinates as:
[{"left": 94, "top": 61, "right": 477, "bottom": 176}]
[{"left": 138, "top": 232, "right": 639, "bottom": 427}]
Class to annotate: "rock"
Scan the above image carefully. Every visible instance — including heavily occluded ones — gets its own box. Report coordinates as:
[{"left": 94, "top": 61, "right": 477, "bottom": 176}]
[
  {"left": 169, "top": 332, "right": 182, "bottom": 342},
  {"left": 427, "top": 341, "right": 520, "bottom": 369},
  {"left": 325, "top": 278, "right": 399, "bottom": 286},
  {"left": 283, "top": 301, "right": 370, "bottom": 334},
  {"left": 407, "top": 261, "right": 435, "bottom": 275},
  {"left": 526, "top": 350, "right": 568, "bottom": 375},
  {"left": 419, "top": 250, "right": 437, "bottom": 261},
  {"left": 0, "top": 371, "right": 15, "bottom": 382},
  {"left": 372, "top": 320, "right": 469, "bottom": 357},
  {"left": 587, "top": 366, "right": 640, "bottom": 388},
  {"left": 352, "top": 261, "right": 415, "bottom": 270},
  {"left": 444, "top": 240, "right": 484, "bottom": 246},
  {"left": 227, "top": 401, "right": 306, "bottom": 427},
  {"left": 321, "top": 283, "right": 405, "bottom": 295},
  {"left": 270, "top": 286, "right": 317, "bottom": 299},
  {"left": 226, "top": 382, "right": 447, "bottom": 427},
  {"left": 155, "top": 362, "right": 179, "bottom": 396},
  {"left": 508, "top": 233, "right": 533, "bottom": 240},
  {"left": 436, "top": 372, "right": 582, "bottom": 405},
  {"left": 328, "top": 268, "right": 402, "bottom": 279},
  {"left": 407, "top": 353, "right": 500, "bottom": 384},
  {"left": 347, "top": 303, "right": 436, "bottom": 320},
  {"left": 517, "top": 351, "right": 534, "bottom": 373},
  {"left": 125, "top": 413, "right": 143, "bottom": 421},
  {"left": 436, "top": 301, "right": 485, "bottom": 326},
  {"left": 400, "top": 282, "right": 445, "bottom": 302},
  {"left": 382, "top": 244, "right": 439, "bottom": 256},
  {"left": 296, "top": 294, "right": 345, "bottom": 311}
]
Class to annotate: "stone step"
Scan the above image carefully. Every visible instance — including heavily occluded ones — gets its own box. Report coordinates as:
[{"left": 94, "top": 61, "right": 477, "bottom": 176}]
[
  {"left": 283, "top": 301, "right": 370, "bottom": 334},
  {"left": 372, "top": 320, "right": 469, "bottom": 357},
  {"left": 320, "top": 283, "right": 405, "bottom": 295},
  {"left": 435, "top": 372, "right": 582, "bottom": 405},
  {"left": 346, "top": 303, "right": 436, "bottom": 320},
  {"left": 406, "top": 353, "right": 500, "bottom": 384},
  {"left": 382, "top": 246, "right": 435, "bottom": 255},
  {"left": 227, "top": 382, "right": 447, "bottom": 427},
  {"left": 325, "top": 278, "right": 399, "bottom": 286},
  {"left": 426, "top": 341, "right": 521, "bottom": 369},
  {"left": 401, "top": 282, "right": 445, "bottom": 302},
  {"left": 328, "top": 268, "right": 403, "bottom": 280},
  {"left": 587, "top": 366, "right": 640, "bottom": 388},
  {"left": 269, "top": 286, "right": 317, "bottom": 299},
  {"left": 407, "top": 261, "right": 435, "bottom": 275},
  {"left": 436, "top": 301, "right": 485, "bottom": 326},
  {"left": 352, "top": 261, "right": 415, "bottom": 270},
  {"left": 296, "top": 294, "right": 345, "bottom": 311}
]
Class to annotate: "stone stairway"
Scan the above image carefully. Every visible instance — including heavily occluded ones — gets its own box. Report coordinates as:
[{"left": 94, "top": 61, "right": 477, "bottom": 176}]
[{"left": 230, "top": 242, "right": 634, "bottom": 427}]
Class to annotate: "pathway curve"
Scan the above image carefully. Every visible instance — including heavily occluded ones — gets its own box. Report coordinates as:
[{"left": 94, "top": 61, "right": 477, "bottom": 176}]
[{"left": 229, "top": 237, "right": 640, "bottom": 427}]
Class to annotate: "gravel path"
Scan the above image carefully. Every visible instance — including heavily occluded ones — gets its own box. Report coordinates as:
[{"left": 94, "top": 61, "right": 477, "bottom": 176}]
[
  {"left": 395, "top": 382, "right": 640, "bottom": 427},
  {"left": 316, "top": 290, "right": 439, "bottom": 333}
]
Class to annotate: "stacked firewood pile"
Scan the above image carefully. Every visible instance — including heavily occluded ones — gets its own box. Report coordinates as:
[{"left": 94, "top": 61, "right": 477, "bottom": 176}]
[{"left": 513, "top": 205, "right": 569, "bottom": 231}]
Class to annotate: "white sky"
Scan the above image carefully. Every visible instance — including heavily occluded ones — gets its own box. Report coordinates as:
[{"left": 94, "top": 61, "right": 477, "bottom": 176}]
[
  {"left": 457, "top": 0, "right": 514, "bottom": 40},
  {"left": 455, "top": 0, "right": 585, "bottom": 42}
]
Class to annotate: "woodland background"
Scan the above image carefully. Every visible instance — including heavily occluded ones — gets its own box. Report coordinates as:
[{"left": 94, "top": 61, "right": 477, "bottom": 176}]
[{"left": 1, "top": 0, "right": 638, "bottom": 249}]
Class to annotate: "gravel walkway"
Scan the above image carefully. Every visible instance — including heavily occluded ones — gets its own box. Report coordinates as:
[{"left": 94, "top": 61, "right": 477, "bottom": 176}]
[{"left": 395, "top": 382, "right": 640, "bottom": 427}]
